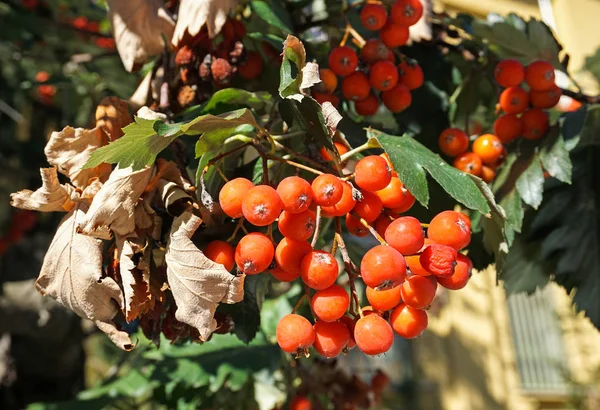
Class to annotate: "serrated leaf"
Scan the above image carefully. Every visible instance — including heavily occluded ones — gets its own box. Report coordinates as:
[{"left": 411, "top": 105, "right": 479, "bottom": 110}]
[
  {"left": 251, "top": 0, "right": 293, "bottom": 35},
  {"left": 279, "top": 98, "right": 336, "bottom": 156},
  {"left": 501, "top": 189, "right": 524, "bottom": 233},
  {"left": 375, "top": 131, "right": 490, "bottom": 214},
  {"left": 539, "top": 129, "right": 572, "bottom": 183},
  {"left": 279, "top": 35, "right": 307, "bottom": 99},
  {"left": 515, "top": 156, "right": 545, "bottom": 209}
]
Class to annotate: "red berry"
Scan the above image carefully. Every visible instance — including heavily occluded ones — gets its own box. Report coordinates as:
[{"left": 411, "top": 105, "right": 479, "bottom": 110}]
[
  {"left": 329, "top": 46, "right": 359, "bottom": 77},
  {"left": 390, "top": 303, "right": 428, "bottom": 338},
  {"left": 355, "top": 155, "right": 392, "bottom": 192},
  {"left": 219, "top": 178, "right": 254, "bottom": 218},
  {"left": 311, "top": 284, "right": 350, "bottom": 322},
  {"left": 241, "top": 185, "right": 282, "bottom": 226},
  {"left": 494, "top": 114, "right": 523, "bottom": 143},
  {"left": 354, "top": 93, "right": 380, "bottom": 116},
  {"left": 384, "top": 216, "right": 424, "bottom": 255},
  {"left": 366, "top": 285, "right": 402, "bottom": 311},
  {"left": 301, "top": 250, "right": 339, "bottom": 290},
  {"left": 438, "top": 128, "right": 469, "bottom": 157},
  {"left": 320, "top": 182, "right": 356, "bottom": 217},
  {"left": 361, "top": 39, "right": 389, "bottom": 64},
  {"left": 360, "top": 3, "right": 388, "bottom": 31},
  {"left": 311, "top": 174, "right": 343, "bottom": 206},
  {"left": 276, "top": 176, "right": 313, "bottom": 213},
  {"left": 525, "top": 60, "right": 555, "bottom": 91},
  {"left": 360, "top": 245, "right": 407, "bottom": 289},
  {"left": 238, "top": 51, "right": 263, "bottom": 80},
  {"left": 313, "top": 320, "right": 351, "bottom": 358},
  {"left": 427, "top": 210, "right": 471, "bottom": 250},
  {"left": 437, "top": 253, "right": 472, "bottom": 290},
  {"left": 369, "top": 61, "right": 399, "bottom": 91},
  {"left": 204, "top": 240, "right": 235, "bottom": 271},
  {"left": 275, "top": 237, "right": 313, "bottom": 275},
  {"left": 276, "top": 314, "right": 315, "bottom": 354},
  {"left": 381, "top": 84, "right": 412, "bottom": 112},
  {"left": 289, "top": 396, "right": 312, "bottom": 410},
  {"left": 354, "top": 315, "right": 394, "bottom": 355},
  {"left": 397, "top": 60, "right": 424, "bottom": 90},
  {"left": 353, "top": 191, "right": 383, "bottom": 222},
  {"left": 419, "top": 244, "right": 458, "bottom": 278},
  {"left": 278, "top": 209, "right": 316, "bottom": 241},
  {"left": 400, "top": 275, "right": 436, "bottom": 309},
  {"left": 235, "top": 233, "right": 274, "bottom": 274},
  {"left": 346, "top": 214, "right": 369, "bottom": 237},
  {"left": 342, "top": 71, "right": 371, "bottom": 101},
  {"left": 521, "top": 108, "right": 549, "bottom": 140},
  {"left": 391, "top": 0, "right": 424, "bottom": 27},
  {"left": 499, "top": 86, "right": 529, "bottom": 114},
  {"left": 494, "top": 59, "right": 525, "bottom": 88},
  {"left": 380, "top": 20, "right": 409, "bottom": 48}
]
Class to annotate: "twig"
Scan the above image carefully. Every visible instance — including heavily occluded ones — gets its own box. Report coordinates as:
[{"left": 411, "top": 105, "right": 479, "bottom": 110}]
[
  {"left": 273, "top": 141, "right": 334, "bottom": 173},
  {"left": 560, "top": 88, "right": 600, "bottom": 104},
  {"left": 292, "top": 294, "right": 307, "bottom": 314},
  {"left": 310, "top": 206, "right": 323, "bottom": 248},
  {"left": 334, "top": 217, "right": 363, "bottom": 318},
  {"left": 352, "top": 213, "right": 387, "bottom": 245},
  {"left": 265, "top": 154, "right": 324, "bottom": 176}
]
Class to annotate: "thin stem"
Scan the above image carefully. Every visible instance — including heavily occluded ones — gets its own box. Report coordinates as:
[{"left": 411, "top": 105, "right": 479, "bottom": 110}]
[
  {"left": 347, "top": 24, "right": 366, "bottom": 48},
  {"left": 310, "top": 206, "right": 323, "bottom": 248},
  {"left": 201, "top": 141, "right": 252, "bottom": 181},
  {"left": 340, "top": 140, "right": 371, "bottom": 162},
  {"left": 291, "top": 294, "right": 307, "bottom": 314},
  {"left": 271, "top": 131, "right": 306, "bottom": 141},
  {"left": 266, "top": 154, "right": 324, "bottom": 176},
  {"left": 352, "top": 213, "right": 387, "bottom": 245},
  {"left": 226, "top": 218, "right": 247, "bottom": 242},
  {"left": 334, "top": 217, "right": 363, "bottom": 318},
  {"left": 273, "top": 141, "right": 334, "bottom": 173},
  {"left": 340, "top": 25, "right": 352, "bottom": 47}
]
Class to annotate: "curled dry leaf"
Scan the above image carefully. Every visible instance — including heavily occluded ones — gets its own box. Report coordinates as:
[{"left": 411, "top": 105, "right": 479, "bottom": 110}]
[
  {"left": 172, "top": 0, "right": 239, "bottom": 47},
  {"left": 107, "top": 0, "right": 175, "bottom": 72},
  {"left": 10, "top": 167, "right": 76, "bottom": 212},
  {"left": 95, "top": 96, "right": 133, "bottom": 141},
  {"left": 165, "top": 212, "right": 244, "bottom": 341},
  {"left": 282, "top": 34, "right": 306, "bottom": 69},
  {"left": 300, "top": 62, "right": 321, "bottom": 91},
  {"left": 36, "top": 203, "right": 132, "bottom": 350},
  {"left": 321, "top": 102, "right": 343, "bottom": 137},
  {"left": 117, "top": 235, "right": 154, "bottom": 322},
  {"left": 77, "top": 166, "right": 153, "bottom": 238},
  {"left": 44, "top": 126, "right": 112, "bottom": 189},
  {"left": 158, "top": 180, "right": 193, "bottom": 217}
]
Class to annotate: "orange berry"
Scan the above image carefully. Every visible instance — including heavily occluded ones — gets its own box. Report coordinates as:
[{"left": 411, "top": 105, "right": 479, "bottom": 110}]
[
  {"left": 360, "top": 3, "right": 388, "bottom": 31},
  {"left": 375, "top": 177, "right": 408, "bottom": 209},
  {"left": 204, "top": 240, "right": 235, "bottom": 271},
  {"left": 355, "top": 155, "right": 392, "bottom": 192},
  {"left": 472, "top": 134, "right": 504, "bottom": 165},
  {"left": 271, "top": 265, "right": 300, "bottom": 282},
  {"left": 360, "top": 245, "right": 407, "bottom": 289},
  {"left": 369, "top": 60, "right": 399, "bottom": 91},
  {"left": 380, "top": 20, "right": 409, "bottom": 48},
  {"left": 275, "top": 237, "right": 313, "bottom": 275},
  {"left": 316, "top": 68, "right": 338, "bottom": 94},
  {"left": 35, "top": 71, "right": 50, "bottom": 82},
  {"left": 241, "top": 185, "right": 282, "bottom": 226},
  {"left": 499, "top": 86, "right": 529, "bottom": 114},
  {"left": 235, "top": 232, "right": 274, "bottom": 274},
  {"left": 342, "top": 71, "right": 370, "bottom": 101},
  {"left": 354, "top": 315, "right": 394, "bottom": 355},
  {"left": 389, "top": 189, "right": 416, "bottom": 214},
  {"left": 346, "top": 214, "right": 369, "bottom": 237},
  {"left": 276, "top": 176, "right": 313, "bottom": 214},
  {"left": 494, "top": 114, "right": 523, "bottom": 143},
  {"left": 494, "top": 59, "right": 525, "bottom": 88},
  {"left": 321, "top": 181, "right": 357, "bottom": 217},
  {"left": 366, "top": 285, "right": 402, "bottom": 311},
  {"left": 400, "top": 275, "right": 436, "bottom": 309},
  {"left": 397, "top": 60, "right": 424, "bottom": 90},
  {"left": 329, "top": 46, "right": 359, "bottom": 77},
  {"left": 391, "top": 0, "right": 423, "bottom": 27},
  {"left": 311, "top": 284, "right": 350, "bottom": 322},
  {"left": 311, "top": 174, "right": 343, "bottom": 206},
  {"left": 438, "top": 128, "right": 469, "bottom": 157},
  {"left": 300, "top": 250, "right": 339, "bottom": 290},
  {"left": 405, "top": 254, "right": 430, "bottom": 276},
  {"left": 374, "top": 215, "right": 392, "bottom": 238},
  {"left": 521, "top": 108, "right": 549, "bottom": 140},
  {"left": 390, "top": 303, "right": 428, "bottom": 338},
  {"left": 381, "top": 84, "right": 411, "bottom": 112},
  {"left": 530, "top": 85, "right": 561, "bottom": 109},
  {"left": 360, "top": 39, "right": 389, "bottom": 64},
  {"left": 289, "top": 396, "right": 312, "bottom": 410},
  {"left": 312, "top": 91, "right": 340, "bottom": 107},
  {"left": 453, "top": 152, "right": 482, "bottom": 176},
  {"left": 340, "top": 315, "right": 357, "bottom": 350},
  {"left": 481, "top": 166, "right": 496, "bottom": 183},
  {"left": 313, "top": 320, "right": 351, "bottom": 358},
  {"left": 278, "top": 209, "right": 316, "bottom": 241},
  {"left": 437, "top": 253, "right": 472, "bottom": 290},
  {"left": 319, "top": 141, "right": 349, "bottom": 161},
  {"left": 219, "top": 178, "right": 255, "bottom": 218},
  {"left": 238, "top": 51, "right": 263, "bottom": 80},
  {"left": 525, "top": 60, "right": 555, "bottom": 91},
  {"left": 428, "top": 210, "right": 471, "bottom": 251},
  {"left": 354, "top": 93, "right": 380, "bottom": 116},
  {"left": 384, "top": 216, "right": 424, "bottom": 255},
  {"left": 354, "top": 190, "right": 384, "bottom": 222},
  {"left": 276, "top": 314, "right": 315, "bottom": 354},
  {"left": 420, "top": 243, "right": 458, "bottom": 278}
]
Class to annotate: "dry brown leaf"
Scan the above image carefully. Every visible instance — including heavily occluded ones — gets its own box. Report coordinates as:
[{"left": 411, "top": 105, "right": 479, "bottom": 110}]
[
  {"left": 172, "top": 0, "right": 238, "bottom": 47},
  {"left": 158, "top": 180, "right": 193, "bottom": 216},
  {"left": 95, "top": 97, "right": 133, "bottom": 141},
  {"left": 117, "top": 235, "right": 154, "bottom": 322},
  {"left": 130, "top": 70, "right": 153, "bottom": 108},
  {"left": 107, "top": 0, "right": 175, "bottom": 72},
  {"left": 77, "top": 166, "right": 153, "bottom": 238},
  {"left": 300, "top": 62, "right": 321, "bottom": 91},
  {"left": 10, "top": 167, "right": 76, "bottom": 212},
  {"left": 36, "top": 203, "right": 132, "bottom": 350},
  {"left": 165, "top": 212, "right": 244, "bottom": 341},
  {"left": 44, "top": 126, "right": 112, "bottom": 189},
  {"left": 321, "top": 102, "right": 343, "bottom": 136},
  {"left": 282, "top": 35, "right": 306, "bottom": 69}
]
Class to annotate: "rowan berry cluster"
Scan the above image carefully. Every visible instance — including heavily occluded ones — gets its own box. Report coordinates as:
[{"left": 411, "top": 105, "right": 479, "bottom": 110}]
[
  {"left": 439, "top": 59, "right": 559, "bottom": 182},
  {"left": 312, "top": 0, "right": 424, "bottom": 116},
  {"left": 205, "top": 150, "right": 472, "bottom": 359}
]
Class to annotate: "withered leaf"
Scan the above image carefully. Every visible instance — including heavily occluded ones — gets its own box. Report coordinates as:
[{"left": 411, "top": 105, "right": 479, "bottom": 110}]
[
  {"left": 44, "top": 126, "right": 112, "bottom": 189},
  {"left": 300, "top": 62, "right": 321, "bottom": 91},
  {"left": 10, "top": 167, "right": 76, "bottom": 212},
  {"left": 95, "top": 96, "right": 133, "bottom": 141},
  {"left": 117, "top": 235, "right": 154, "bottom": 322},
  {"left": 165, "top": 212, "right": 244, "bottom": 341},
  {"left": 321, "top": 102, "right": 343, "bottom": 137},
  {"left": 172, "top": 0, "right": 239, "bottom": 47},
  {"left": 36, "top": 203, "right": 132, "bottom": 350}
]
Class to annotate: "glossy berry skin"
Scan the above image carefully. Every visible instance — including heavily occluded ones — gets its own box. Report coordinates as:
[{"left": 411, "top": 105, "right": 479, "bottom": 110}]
[
  {"left": 384, "top": 216, "right": 424, "bottom": 255},
  {"left": 270, "top": 265, "right": 300, "bottom": 282},
  {"left": 525, "top": 60, "right": 555, "bottom": 91},
  {"left": 328, "top": 46, "right": 359, "bottom": 77},
  {"left": 369, "top": 61, "right": 399, "bottom": 91},
  {"left": 438, "top": 128, "right": 469, "bottom": 157},
  {"left": 472, "top": 134, "right": 504, "bottom": 165},
  {"left": 277, "top": 176, "right": 313, "bottom": 214},
  {"left": 494, "top": 114, "right": 523, "bottom": 143},
  {"left": 238, "top": 51, "right": 263, "bottom": 80},
  {"left": 354, "top": 191, "right": 384, "bottom": 222},
  {"left": 311, "top": 284, "right": 350, "bottom": 322},
  {"left": 354, "top": 314, "right": 394, "bottom": 355},
  {"left": 319, "top": 141, "right": 348, "bottom": 161},
  {"left": 241, "top": 185, "right": 282, "bottom": 226},
  {"left": 301, "top": 250, "right": 339, "bottom": 290},
  {"left": 316, "top": 68, "right": 338, "bottom": 94},
  {"left": 361, "top": 39, "right": 389, "bottom": 64},
  {"left": 397, "top": 60, "right": 424, "bottom": 90},
  {"left": 389, "top": 189, "right": 416, "bottom": 214},
  {"left": 360, "top": 245, "right": 407, "bottom": 289},
  {"left": 313, "top": 320, "right": 351, "bottom": 358},
  {"left": 437, "top": 253, "right": 472, "bottom": 290},
  {"left": 342, "top": 71, "right": 371, "bottom": 101},
  {"left": 391, "top": 0, "right": 424, "bottom": 26},
  {"left": 311, "top": 174, "right": 343, "bottom": 206},
  {"left": 278, "top": 209, "right": 316, "bottom": 241},
  {"left": 289, "top": 396, "right": 312, "bottom": 410},
  {"left": 366, "top": 285, "right": 402, "bottom": 311},
  {"left": 355, "top": 155, "right": 392, "bottom": 192},
  {"left": 235, "top": 233, "right": 274, "bottom": 274},
  {"left": 499, "top": 86, "right": 529, "bottom": 114},
  {"left": 375, "top": 177, "right": 410, "bottom": 209},
  {"left": 346, "top": 214, "right": 369, "bottom": 237},
  {"left": 405, "top": 254, "right": 430, "bottom": 276},
  {"left": 390, "top": 303, "right": 428, "bottom": 339},
  {"left": 340, "top": 315, "right": 357, "bottom": 350},
  {"left": 275, "top": 237, "right": 313, "bottom": 275},
  {"left": 219, "top": 178, "right": 254, "bottom": 218},
  {"left": 380, "top": 20, "right": 409, "bottom": 48},
  {"left": 400, "top": 275, "right": 437, "bottom": 309},
  {"left": 521, "top": 108, "right": 549, "bottom": 140},
  {"left": 427, "top": 210, "right": 471, "bottom": 250},
  {"left": 204, "top": 240, "right": 235, "bottom": 271},
  {"left": 321, "top": 182, "right": 356, "bottom": 217},
  {"left": 453, "top": 152, "right": 482, "bottom": 176},
  {"left": 381, "top": 84, "right": 412, "bottom": 113},
  {"left": 494, "top": 59, "right": 525, "bottom": 87},
  {"left": 355, "top": 94, "right": 380, "bottom": 116},
  {"left": 530, "top": 85, "right": 561, "bottom": 109},
  {"left": 419, "top": 244, "right": 458, "bottom": 278},
  {"left": 360, "top": 3, "right": 388, "bottom": 31},
  {"left": 276, "top": 314, "right": 315, "bottom": 354}
]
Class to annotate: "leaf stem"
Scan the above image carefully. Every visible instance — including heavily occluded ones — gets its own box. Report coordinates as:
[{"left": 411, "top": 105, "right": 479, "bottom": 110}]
[{"left": 340, "top": 140, "right": 372, "bottom": 162}]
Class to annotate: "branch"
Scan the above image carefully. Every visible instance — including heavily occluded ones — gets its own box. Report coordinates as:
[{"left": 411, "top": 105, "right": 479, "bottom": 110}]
[{"left": 560, "top": 88, "right": 600, "bottom": 104}]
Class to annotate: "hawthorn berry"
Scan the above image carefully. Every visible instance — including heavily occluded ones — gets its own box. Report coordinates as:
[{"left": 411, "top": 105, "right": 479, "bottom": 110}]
[
  {"left": 353, "top": 191, "right": 384, "bottom": 222},
  {"left": 301, "top": 250, "right": 339, "bottom": 290},
  {"left": 391, "top": 0, "right": 424, "bottom": 26},
  {"left": 437, "top": 253, "right": 472, "bottom": 290},
  {"left": 241, "top": 185, "right": 283, "bottom": 226},
  {"left": 328, "top": 46, "right": 359, "bottom": 77},
  {"left": 275, "top": 237, "right": 313, "bottom": 275},
  {"left": 453, "top": 152, "right": 482, "bottom": 176},
  {"left": 235, "top": 232, "right": 274, "bottom": 274},
  {"left": 525, "top": 60, "right": 555, "bottom": 91},
  {"left": 400, "top": 275, "right": 437, "bottom": 309},
  {"left": 354, "top": 314, "right": 394, "bottom": 355},
  {"left": 375, "top": 177, "right": 409, "bottom": 209},
  {"left": 316, "top": 68, "right": 338, "bottom": 94},
  {"left": 320, "top": 181, "right": 357, "bottom": 217},
  {"left": 397, "top": 60, "right": 424, "bottom": 90},
  {"left": 219, "top": 177, "right": 254, "bottom": 218},
  {"left": 381, "top": 84, "right": 412, "bottom": 112},
  {"left": 390, "top": 303, "right": 428, "bottom": 338},
  {"left": 276, "top": 176, "right": 313, "bottom": 214},
  {"left": 472, "top": 134, "right": 504, "bottom": 165},
  {"left": 360, "top": 245, "right": 407, "bottom": 289},
  {"left": 311, "top": 284, "right": 350, "bottom": 322},
  {"left": 521, "top": 108, "right": 549, "bottom": 140},
  {"left": 499, "top": 86, "right": 529, "bottom": 114},
  {"left": 289, "top": 395, "right": 312, "bottom": 410},
  {"left": 427, "top": 210, "right": 471, "bottom": 250},
  {"left": 530, "top": 85, "right": 561, "bottom": 109},
  {"left": 238, "top": 51, "right": 263, "bottom": 80},
  {"left": 438, "top": 128, "right": 469, "bottom": 157},
  {"left": 494, "top": 59, "right": 525, "bottom": 88},
  {"left": 313, "top": 320, "right": 351, "bottom": 358},
  {"left": 278, "top": 209, "right": 316, "bottom": 241},
  {"left": 360, "top": 3, "right": 388, "bottom": 31},
  {"left": 354, "top": 155, "right": 392, "bottom": 192},
  {"left": 354, "top": 93, "right": 380, "bottom": 116},
  {"left": 361, "top": 39, "right": 390, "bottom": 64},
  {"left": 384, "top": 216, "right": 424, "bottom": 255},
  {"left": 366, "top": 285, "right": 402, "bottom": 311},
  {"left": 311, "top": 174, "right": 343, "bottom": 206},
  {"left": 419, "top": 243, "right": 458, "bottom": 278},
  {"left": 380, "top": 20, "right": 409, "bottom": 48},
  {"left": 276, "top": 314, "right": 315, "bottom": 354},
  {"left": 494, "top": 114, "right": 523, "bottom": 143},
  {"left": 346, "top": 214, "right": 369, "bottom": 237},
  {"left": 342, "top": 71, "right": 371, "bottom": 101},
  {"left": 204, "top": 240, "right": 235, "bottom": 271},
  {"left": 369, "top": 60, "right": 399, "bottom": 91}
]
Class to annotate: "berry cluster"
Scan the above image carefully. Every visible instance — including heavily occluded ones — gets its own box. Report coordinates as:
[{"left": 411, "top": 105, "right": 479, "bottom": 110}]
[
  {"left": 439, "top": 59, "right": 559, "bottom": 182},
  {"left": 312, "top": 0, "right": 424, "bottom": 116},
  {"left": 205, "top": 152, "right": 473, "bottom": 359}
]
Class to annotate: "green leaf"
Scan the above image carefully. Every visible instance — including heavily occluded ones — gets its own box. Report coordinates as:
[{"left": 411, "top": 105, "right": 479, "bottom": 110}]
[
  {"left": 538, "top": 129, "right": 572, "bottom": 183},
  {"left": 501, "top": 189, "right": 524, "bottom": 233},
  {"left": 501, "top": 234, "right": 551, "bottom": 294},
  {"left": 515, "top": 156, "right": 545, "bottom": 209},
  {"left": 248, "top": 32, "right": 285, "bottom": 50},
  {"left": 84, "top": 117, "right": 181, "bottom": 171},
  {"left": 278, "top": 35, "right": 306, "bottom": 99},
  {"left": 200, "top": 88, "right": 273, "bottom": 114},
  {"left": 375, "top": 131, "right": 490, "bottom": 214},
  {"left": 578, "top": 104, "right": 600, "bottom": 147},
  {"left": 251, "top": 1, "right": 293, "bottom": 35}
]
